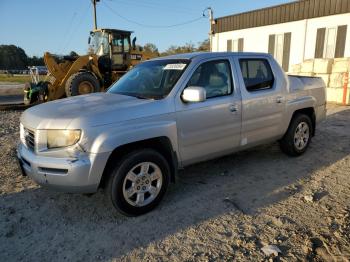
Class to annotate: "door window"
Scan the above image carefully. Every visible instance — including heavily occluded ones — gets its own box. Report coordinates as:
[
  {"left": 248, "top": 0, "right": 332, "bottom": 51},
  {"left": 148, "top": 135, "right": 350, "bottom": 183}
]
[
  {"left": 187, "top": 60, "right": 233, "bottom": 99},
  {"left": 239, "top": 59, "right": 274, "bottom": 92}
]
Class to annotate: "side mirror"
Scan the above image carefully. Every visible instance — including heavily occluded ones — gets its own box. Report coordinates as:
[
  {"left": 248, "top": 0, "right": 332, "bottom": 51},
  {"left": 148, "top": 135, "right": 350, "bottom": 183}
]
[
  {"left": 132, "top": 37, "right": 137, "bottom": 50},
  {"left": 88, "top": 36, "right": 91, "bottom": 44},
  {"left": 182, "top": 86, "right": 206, "bottom": 103}
]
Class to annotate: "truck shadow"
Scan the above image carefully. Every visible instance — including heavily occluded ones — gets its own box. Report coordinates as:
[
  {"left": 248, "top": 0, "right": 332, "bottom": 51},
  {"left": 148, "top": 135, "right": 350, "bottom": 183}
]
[{"left": 1, "top": 107, "right": 349, "bottom": 261}]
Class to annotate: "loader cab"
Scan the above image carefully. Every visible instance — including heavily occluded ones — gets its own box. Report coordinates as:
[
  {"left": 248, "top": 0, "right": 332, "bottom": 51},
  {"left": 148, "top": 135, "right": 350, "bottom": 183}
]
[{"left": 89, "top": 28, "right": 132, "bottom": 72}]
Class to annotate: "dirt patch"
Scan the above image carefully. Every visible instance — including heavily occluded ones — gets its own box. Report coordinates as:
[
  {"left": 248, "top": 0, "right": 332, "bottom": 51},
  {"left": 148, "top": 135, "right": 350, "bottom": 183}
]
[
  {"left": 0, "top": 83, "right": 25, "bottom": 96},
  {"left": 0, "top": 105, "right": 349, "bottom": 261}
]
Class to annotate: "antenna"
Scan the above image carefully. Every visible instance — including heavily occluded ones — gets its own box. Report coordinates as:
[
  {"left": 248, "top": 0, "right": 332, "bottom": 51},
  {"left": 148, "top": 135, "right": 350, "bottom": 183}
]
[{"left": 92, "top": 0, "right": 100, "bottom": 30}]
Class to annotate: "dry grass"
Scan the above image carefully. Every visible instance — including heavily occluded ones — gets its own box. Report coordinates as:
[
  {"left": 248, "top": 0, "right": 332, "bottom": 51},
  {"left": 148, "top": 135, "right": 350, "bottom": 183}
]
[{"left": 0, "top": 74, "right": 46, "bottom": 83}]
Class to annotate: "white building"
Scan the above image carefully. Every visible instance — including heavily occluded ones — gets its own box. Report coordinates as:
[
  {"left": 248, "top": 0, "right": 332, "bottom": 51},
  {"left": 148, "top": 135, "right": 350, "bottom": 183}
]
[{"left": 211, "top": 0, "right": 350, "bottom": 71}]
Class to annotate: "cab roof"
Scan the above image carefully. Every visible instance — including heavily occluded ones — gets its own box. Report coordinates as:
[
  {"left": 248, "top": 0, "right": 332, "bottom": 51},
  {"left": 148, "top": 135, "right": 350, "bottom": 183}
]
[{"left": 91, "top": 28, "right": 133, "bottom": 35}]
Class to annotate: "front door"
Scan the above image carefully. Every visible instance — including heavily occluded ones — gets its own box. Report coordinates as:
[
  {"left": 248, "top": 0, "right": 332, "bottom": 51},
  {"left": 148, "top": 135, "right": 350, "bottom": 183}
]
[
  {"left": 176, "top": 59, "right": 242, "bottom": 165},
  {"left": 111, "top": 34, "right": 130, "bottom": 70}
]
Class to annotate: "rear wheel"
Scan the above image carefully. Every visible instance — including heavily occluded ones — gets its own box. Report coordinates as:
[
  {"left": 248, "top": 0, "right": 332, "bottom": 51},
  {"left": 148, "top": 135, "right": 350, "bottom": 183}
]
[
  {"left": 280, "top": 114, "right": 313, "bottom": 156},
  {"left": 65, "top": 72, "right": 100, "bottom": 97},
  {"left": 107, "top": 149, "right": 170, "bottom": 216}
]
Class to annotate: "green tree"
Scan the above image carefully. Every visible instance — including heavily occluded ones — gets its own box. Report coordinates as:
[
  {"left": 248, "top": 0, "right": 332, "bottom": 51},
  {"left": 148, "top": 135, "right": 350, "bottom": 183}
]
[
  {"left": 69, "top": 51, "right": 79, "bottom": 57},
  {"left": 160, "top": 39, "right": 210, "bottom": 56},
  {"left": 143, "top": 43, "right": 159, "bottom": 56},
  {"left": 196, "top": 39, "right": 210, "bottom": 52},
  {"left": 0, "top": 45, "right": 28, "bottom": 70},
  {"left": 161, "top": 42, "right": 196, "bottom": 56},
  {"left": 27, "top": 56, "right": 44, "bottom": 66}
]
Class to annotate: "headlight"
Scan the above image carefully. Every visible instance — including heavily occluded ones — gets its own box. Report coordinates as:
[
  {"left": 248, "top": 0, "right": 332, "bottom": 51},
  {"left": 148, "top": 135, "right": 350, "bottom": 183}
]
[
  {"left": 47, "top": 130, "right": 81, "bottom": 149},
  {"left": 20, "top": 123, "right": 25, "bottom": 144}
]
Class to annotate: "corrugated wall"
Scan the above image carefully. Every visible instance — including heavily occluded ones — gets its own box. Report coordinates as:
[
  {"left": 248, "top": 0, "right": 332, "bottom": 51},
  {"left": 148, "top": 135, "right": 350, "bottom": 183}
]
[{"left": 214, "top": 0, "right": 350, "bottom": 33}]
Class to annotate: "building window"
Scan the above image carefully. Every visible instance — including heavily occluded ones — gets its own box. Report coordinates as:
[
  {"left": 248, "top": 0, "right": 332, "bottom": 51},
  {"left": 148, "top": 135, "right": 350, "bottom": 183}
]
[
  {"left": 324, "top": 28, "right": 337, "bottom": 58},
  {"left": 227, "top": 38, "right": 244, "bottom": 52},
  {"left": 268, "top": 33, "right": 291, "bottom": 72},
  {"left": 315, "top": 25, "right": 347, "bottom": 59},
  {"left": 274, "top": 34, "right": 284, "bottom": 66},
  {"left": 227, "top": 40, "right": 232, "bottom": 51},
  {"left": 232, "top": 39, "right": 239, "bottom": 52}
]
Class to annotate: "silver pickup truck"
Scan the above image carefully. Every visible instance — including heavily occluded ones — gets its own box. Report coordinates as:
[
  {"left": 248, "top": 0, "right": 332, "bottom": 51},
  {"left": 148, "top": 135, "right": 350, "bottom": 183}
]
[{"left": 17, "top": 52, "right": 326, "bottom": 216}]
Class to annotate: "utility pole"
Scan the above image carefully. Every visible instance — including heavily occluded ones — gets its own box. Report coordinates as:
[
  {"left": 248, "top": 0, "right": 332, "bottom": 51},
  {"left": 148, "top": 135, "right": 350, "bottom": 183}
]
[
  {"left": 204, "top": 7, "right": 214, "bottom": 52},
  {"left": 92, "top": 0, "right": 100, "bottom": 30}
]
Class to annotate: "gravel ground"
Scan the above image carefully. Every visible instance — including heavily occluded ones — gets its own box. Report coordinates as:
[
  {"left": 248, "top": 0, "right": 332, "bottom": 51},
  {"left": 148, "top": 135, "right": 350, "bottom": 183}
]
[
  {"left": 0, "top": 105, "right": 349, "bottom": 261},
  {"left": 0, "top": 83, "right": 25, "bottom": 105}
]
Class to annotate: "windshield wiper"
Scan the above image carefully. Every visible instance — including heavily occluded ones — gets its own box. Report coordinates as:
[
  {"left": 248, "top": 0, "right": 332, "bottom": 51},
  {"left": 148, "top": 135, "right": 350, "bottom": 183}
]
[
  {"left": 113, "top": 92, "right": 165, "bottom": 100},
  {"left": 115, "top": 92, "right": 151, "bottom": 100},
  {"left": 133, "top": 95, "right": 151, "bottom": 100}
]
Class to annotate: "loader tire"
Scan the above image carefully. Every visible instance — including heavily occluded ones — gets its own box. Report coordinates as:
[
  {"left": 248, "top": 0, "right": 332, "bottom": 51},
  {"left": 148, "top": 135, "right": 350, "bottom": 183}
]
[{"left": 65, "top": 72, "right": 100, "bottom": 97}]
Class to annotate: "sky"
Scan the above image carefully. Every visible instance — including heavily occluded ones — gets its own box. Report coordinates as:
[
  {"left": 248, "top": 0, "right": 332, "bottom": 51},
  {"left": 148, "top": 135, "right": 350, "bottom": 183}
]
[{"left": 0, "top": 0, "right": 293, "bottom": 57}]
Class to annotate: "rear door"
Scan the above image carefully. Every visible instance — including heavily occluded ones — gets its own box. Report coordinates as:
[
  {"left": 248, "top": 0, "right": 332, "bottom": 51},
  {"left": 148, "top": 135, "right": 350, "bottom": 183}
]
[
  {"left": 235, "top": 57, "right": 285, "bottom": 146},
  {"left": 175, "top": 57, "right": 242, "bottom": 165}
]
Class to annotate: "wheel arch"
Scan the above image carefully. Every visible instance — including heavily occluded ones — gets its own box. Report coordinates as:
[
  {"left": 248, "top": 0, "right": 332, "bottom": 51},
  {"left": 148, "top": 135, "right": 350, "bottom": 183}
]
[
  {"left": 288, "top": 107, "right": 316, "bottom": 136},
  {"left": 98, "top": 136, "right": 178, "bottom": 189}
]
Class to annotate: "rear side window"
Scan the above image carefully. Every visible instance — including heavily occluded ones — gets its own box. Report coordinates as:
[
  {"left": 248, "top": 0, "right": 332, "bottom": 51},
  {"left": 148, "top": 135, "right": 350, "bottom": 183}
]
[{"left": 239, "top": 59, "right": 274, "bottom": 92}]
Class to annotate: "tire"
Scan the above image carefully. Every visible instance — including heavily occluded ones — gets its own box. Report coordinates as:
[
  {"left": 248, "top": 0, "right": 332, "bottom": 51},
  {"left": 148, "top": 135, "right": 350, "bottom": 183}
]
[
  {"left": 107, "top": 149, "right": 171, "bottom": 216},
  {"left": 280, "top": 114, "right": 313, "bottom": 157},
  {"left": 65, "top": 72, "right": 100, "bottom": 97}
]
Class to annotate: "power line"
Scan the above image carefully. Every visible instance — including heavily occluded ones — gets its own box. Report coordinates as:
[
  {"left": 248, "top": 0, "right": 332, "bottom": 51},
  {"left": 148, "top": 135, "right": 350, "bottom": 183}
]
[
  {"left": 107, "top": 0, "right": 199, "bottom": 16},
  {"left": 58, "top": 11, "right": 78, "bottom": 53},
  {"left": 61, "top": 2, "right": 92, "bottom": 54},
  {"left": 103, "top": 1, "right": 206, "bottom": 29},
  {"left": 133, "top": 0, "right": 200, "bottom": 13}
]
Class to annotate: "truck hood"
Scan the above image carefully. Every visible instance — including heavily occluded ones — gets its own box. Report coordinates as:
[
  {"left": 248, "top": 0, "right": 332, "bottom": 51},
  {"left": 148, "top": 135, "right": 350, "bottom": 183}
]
[{"left": 21, "top": 93, "right": 171, "bottom": 129}]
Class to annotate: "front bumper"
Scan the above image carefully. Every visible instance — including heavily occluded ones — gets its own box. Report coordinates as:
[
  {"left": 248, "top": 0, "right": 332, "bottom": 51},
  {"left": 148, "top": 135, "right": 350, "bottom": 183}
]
[{"left": 17, "top": 143, "right": 110, "bottom": 193}]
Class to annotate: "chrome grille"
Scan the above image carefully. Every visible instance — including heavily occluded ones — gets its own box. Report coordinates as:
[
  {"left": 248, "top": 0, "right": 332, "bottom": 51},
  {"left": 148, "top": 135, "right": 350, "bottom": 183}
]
[{"left": 24, "top": 128, "right": 35, "bottom": 151}]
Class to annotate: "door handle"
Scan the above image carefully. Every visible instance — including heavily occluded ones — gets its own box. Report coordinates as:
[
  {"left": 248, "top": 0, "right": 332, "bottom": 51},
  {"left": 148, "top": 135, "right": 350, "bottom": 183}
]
[
  {"left": 229, "top": 104, "right": 238, "bottom": 112},
  {"left": 276, "top": 96, "right": 284, "bottom": 104}
]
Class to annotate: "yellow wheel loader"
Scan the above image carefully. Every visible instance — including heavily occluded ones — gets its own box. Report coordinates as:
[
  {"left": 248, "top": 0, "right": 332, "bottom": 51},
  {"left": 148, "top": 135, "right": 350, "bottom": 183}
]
[{"left": 24, "top": 28, "right": 154, "bottom": 105}]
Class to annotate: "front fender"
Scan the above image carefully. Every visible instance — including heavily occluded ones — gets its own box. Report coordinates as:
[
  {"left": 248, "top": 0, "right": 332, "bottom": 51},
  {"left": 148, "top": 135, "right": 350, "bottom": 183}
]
[{"left": 81, "top": 118, "right": 179, "bottom": 160}]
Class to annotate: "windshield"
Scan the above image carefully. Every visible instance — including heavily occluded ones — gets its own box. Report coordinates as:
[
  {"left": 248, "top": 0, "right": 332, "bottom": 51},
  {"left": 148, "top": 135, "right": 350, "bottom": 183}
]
[
  {"left": 108, "top": 59, "right": 189, "bottom": 99},
  {"left": 89, "top": 32, "right": 109, "bottom": 56}
]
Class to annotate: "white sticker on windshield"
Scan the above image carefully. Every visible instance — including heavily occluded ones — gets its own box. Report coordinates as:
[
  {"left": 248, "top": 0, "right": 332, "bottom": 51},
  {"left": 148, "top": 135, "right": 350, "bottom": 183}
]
[{"left": 163, "top": 63, "right": 187, "bottom": 70}]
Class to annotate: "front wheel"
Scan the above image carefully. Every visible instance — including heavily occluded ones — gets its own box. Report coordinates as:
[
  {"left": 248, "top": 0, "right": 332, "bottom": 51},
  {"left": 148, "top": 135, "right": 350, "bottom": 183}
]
[
  {"left": 65, "top": 72, "right": 100, "bottom": 97},
  {"left": 107, "top": 149, "right": 170, "bottom": 216},
  {"left": 280, "top": 114, "right": 313, "bottom": 156}
]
